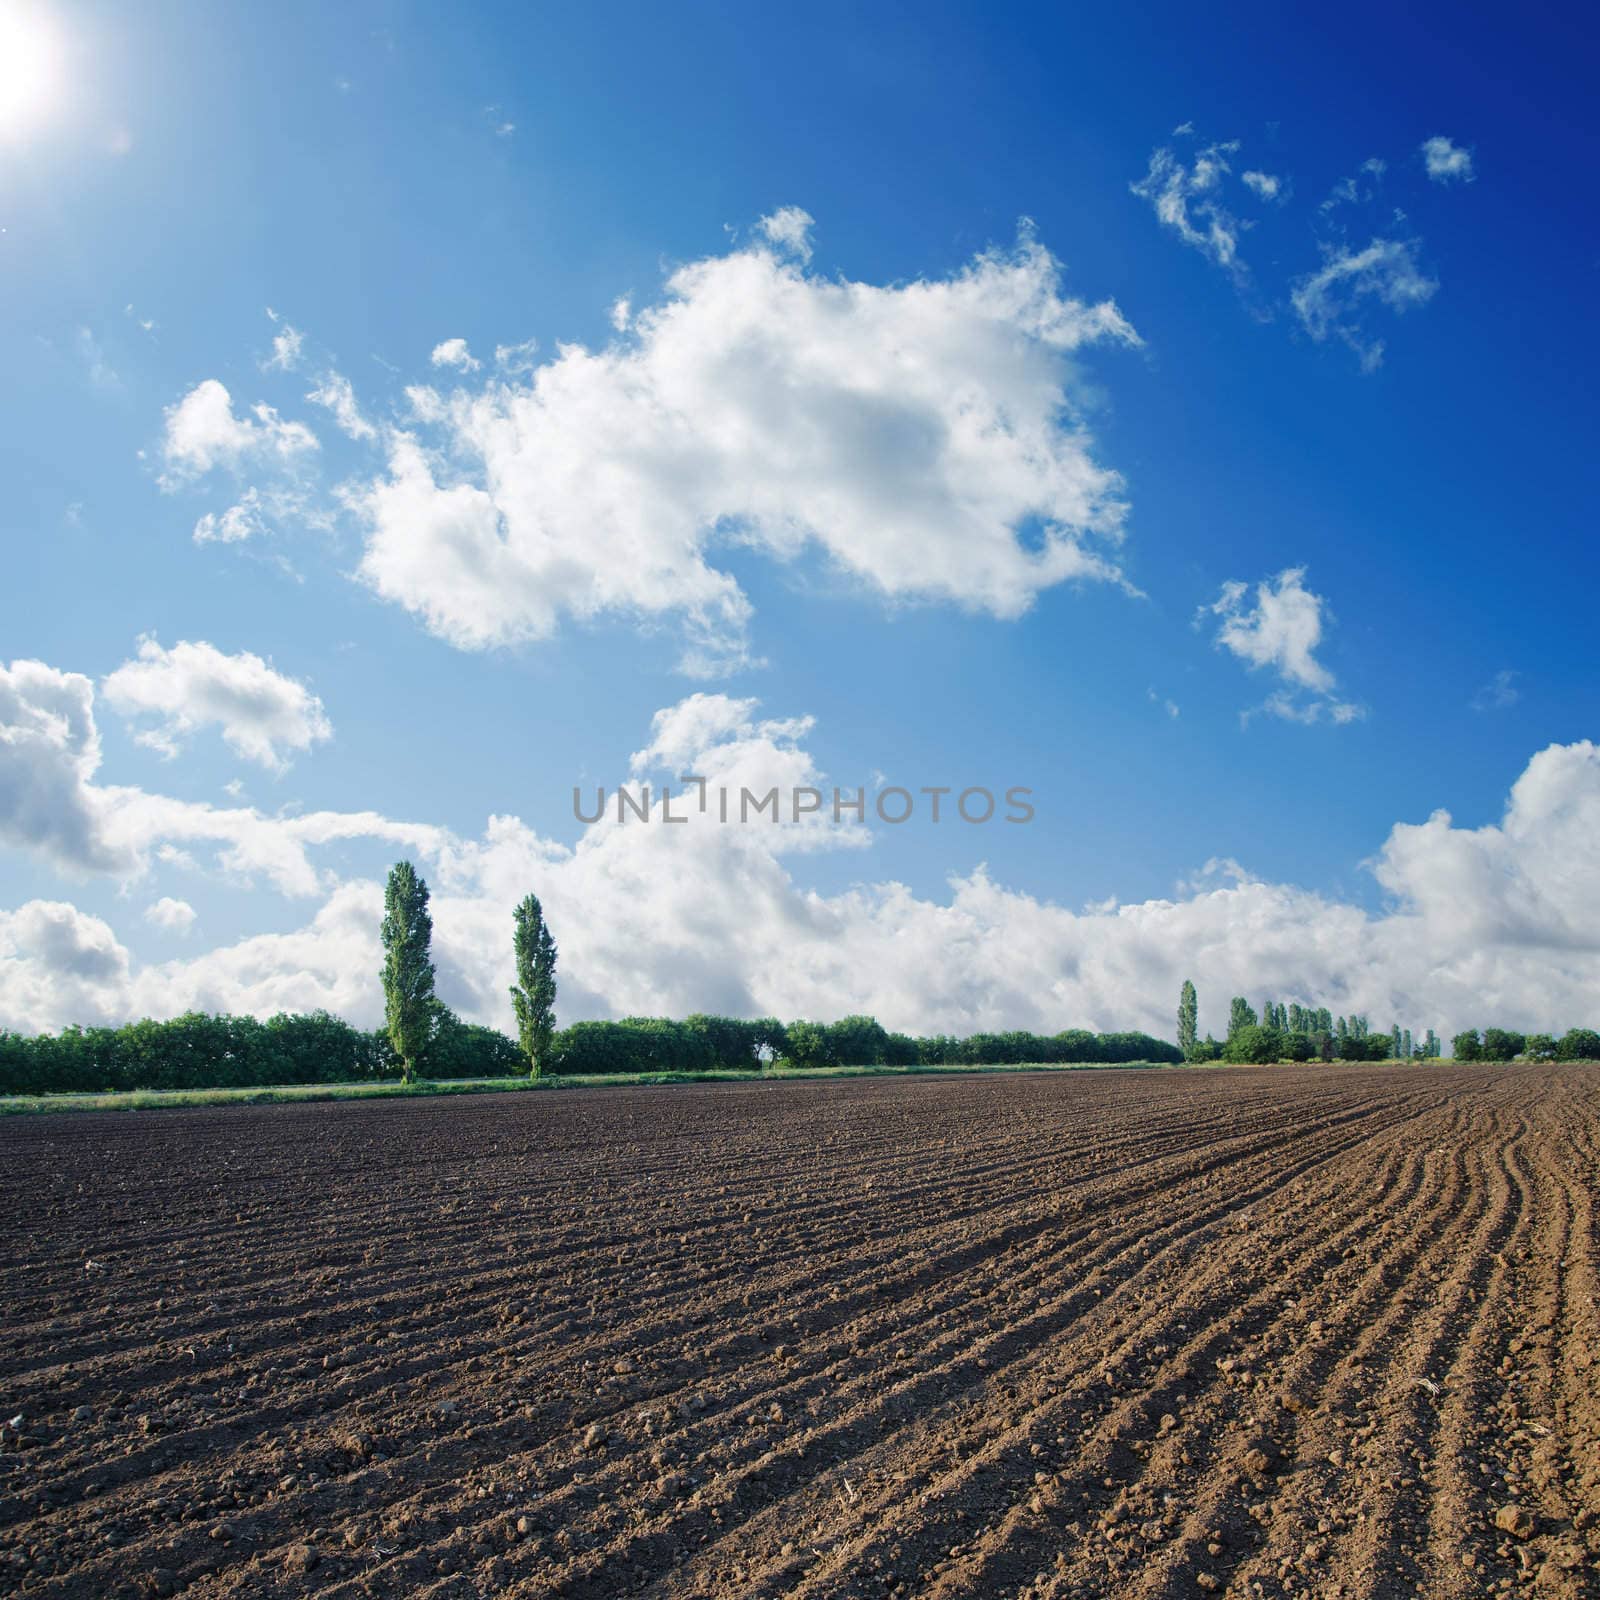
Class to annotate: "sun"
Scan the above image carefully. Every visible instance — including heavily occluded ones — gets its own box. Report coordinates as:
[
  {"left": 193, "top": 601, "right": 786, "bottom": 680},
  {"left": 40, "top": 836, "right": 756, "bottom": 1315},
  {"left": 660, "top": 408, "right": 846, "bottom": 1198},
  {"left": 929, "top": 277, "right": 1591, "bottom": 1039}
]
[{"left": 0, "top": 2, "right": 63, "bottom": 139}]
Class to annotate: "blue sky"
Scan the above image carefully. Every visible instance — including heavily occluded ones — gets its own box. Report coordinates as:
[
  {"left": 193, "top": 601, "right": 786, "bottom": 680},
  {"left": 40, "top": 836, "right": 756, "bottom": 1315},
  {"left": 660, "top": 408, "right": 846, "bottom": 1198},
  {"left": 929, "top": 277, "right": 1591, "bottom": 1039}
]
[{"left": 3, "top": 0, "right": 1597, "bottom": 1040}]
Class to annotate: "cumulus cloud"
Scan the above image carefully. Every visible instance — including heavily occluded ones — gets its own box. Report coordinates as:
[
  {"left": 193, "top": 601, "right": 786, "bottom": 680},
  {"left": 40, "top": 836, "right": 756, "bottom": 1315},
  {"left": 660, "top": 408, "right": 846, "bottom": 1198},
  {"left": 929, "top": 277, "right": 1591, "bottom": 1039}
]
[
  {"left": 144, "top": 896, "right": 196, "bottom": 934},
  {"left": 1241, "top": 170, "right": 1284, "bottom": 202},
  {"left": 0, "top": 902, "right": 133, "bottom": 1032},
  {"left": 1290, "top": 238, "right": 1437, "bottom": 370},
  {"left": 1130, "top": 140, "right": 1248, "bottom": 274},
  {"left": 0, "top": 660, "right": 134, "bottom": 875},
  {"left": 0, "top": 659, "right": 440, "bottom": 895},
  {"left": 346, "top": 216, "right": 1140, "bottom": 673},
  {"left": 6, "top": 684, "right": 1600, "bottom": 1048},
  {"left": 756, "top": 205, "right": 815, "bottom": 262},
  {"left": 429, "top": 338, "right": 481, "bottom": 372},
  {"left": 1421, "top": 136, "right": 1474, "bottom": 184},
  {"left": 101, "top": 637, "right": 334, "bottom": 772},
  {"left": 159, "top": 380, "right": 318, "bottom": 487},
  {"left": 1207, "top": 567, "right": 1362, "bottom": 725}
]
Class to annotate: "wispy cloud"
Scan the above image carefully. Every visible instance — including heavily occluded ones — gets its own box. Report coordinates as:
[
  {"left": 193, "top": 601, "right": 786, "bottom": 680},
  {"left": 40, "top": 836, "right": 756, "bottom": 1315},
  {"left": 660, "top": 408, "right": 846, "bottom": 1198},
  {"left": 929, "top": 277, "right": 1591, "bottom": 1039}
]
[
  {"left": 1471, "top": 669, "right": 1519, "bottom": 711},
  {"left": 1290, "top": 238, "right": 1436, "bottom": 371},
  {"left": 1130, "top": 139, "right": 1249, "bottom": 278},
  {"left": 262, "top": 310, "right": 304, "bottom": 372}
]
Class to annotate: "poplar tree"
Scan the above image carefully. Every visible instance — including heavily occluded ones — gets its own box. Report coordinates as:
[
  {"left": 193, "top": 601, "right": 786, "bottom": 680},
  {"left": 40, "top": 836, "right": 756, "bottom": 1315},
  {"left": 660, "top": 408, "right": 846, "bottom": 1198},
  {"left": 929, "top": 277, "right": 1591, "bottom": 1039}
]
[
  {"left": 1391, "top": 1023, "right": 1402, "bottom": 1059},
  {"left": 1178, "top": 980, "right": 1198, "bottom": 1061},
  {"left": 381, "top": 861, "right": 436, "bottom": 1083},
  {"left": 1228, "top": 997, "right": 1256, "bottom": 1039},
  {"left": 510, "top": 892, "right": 559, "bottom": 1079}
]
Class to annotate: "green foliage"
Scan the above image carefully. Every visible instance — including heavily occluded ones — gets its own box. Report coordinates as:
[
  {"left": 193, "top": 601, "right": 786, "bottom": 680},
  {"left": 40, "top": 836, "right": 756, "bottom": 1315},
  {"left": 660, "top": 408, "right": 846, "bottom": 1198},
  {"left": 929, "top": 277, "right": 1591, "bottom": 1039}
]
[
  {"left": 424, "top": 1010, "right": 526, "bottom": 1079},
  {"left": 548, "top": 1017, "right": 711, "bottom": 1075},
  {"left": 1557, "top": 1027, "right": 1600, "bottom": 1061},
  {"left": 0, "top": 1007, "right": 517, "bottom": 1096},
  {"left": 509, "top": 892, "right": 559, "bottom": 1079},
  {"left": 684, "top": 1014, "right": 787, "bottom": 1070},
  {"left": 781, "top": 1020, "right": 830, "bottom": 1069},
  {"left": 1452, "top": 1029, "right": 1482, "bottom": 1061},
  {"left": 381, "top": 861, "right": 437, "bottom": 1082},
  {"left": 1226, "top": 997, "right": 1257, "bottom": 1039},
  {"left": 1177, "top": 979, "right": 1198, "bottom": 1061},
  {"left": 1480, "top": 1027, "right": 1525, "bottom": 1062},
  {"left": 1523, "top": 1033, "right": 1558, "bottom": 1061},
  {"left": 883, "top": 1031, "right": 920, "bottom": 1066},
  {"left": 824, "top": 1014, "right": 889, "bottom": 1066},
  {"left": 1222, "top": 1024, "right": 1282, "bottom": 1064},
  {"left": 1279, "top": 1031, "right": 1315, "bottom": 1062}
]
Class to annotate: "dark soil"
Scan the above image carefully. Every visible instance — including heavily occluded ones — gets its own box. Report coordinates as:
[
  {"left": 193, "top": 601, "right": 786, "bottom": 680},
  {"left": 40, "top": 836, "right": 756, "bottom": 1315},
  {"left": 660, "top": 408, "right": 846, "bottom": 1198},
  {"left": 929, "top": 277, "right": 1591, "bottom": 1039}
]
[{"left": 2, "top": 1063, "right": 1597, "bottom": 1598}]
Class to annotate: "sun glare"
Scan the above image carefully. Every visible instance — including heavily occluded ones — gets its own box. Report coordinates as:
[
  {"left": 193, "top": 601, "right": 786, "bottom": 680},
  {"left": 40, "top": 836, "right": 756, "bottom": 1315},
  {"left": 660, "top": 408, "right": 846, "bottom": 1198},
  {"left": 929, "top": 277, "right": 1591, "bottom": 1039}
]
[{"left": 0, "top": 2, "right": 63, "bottom": 139}]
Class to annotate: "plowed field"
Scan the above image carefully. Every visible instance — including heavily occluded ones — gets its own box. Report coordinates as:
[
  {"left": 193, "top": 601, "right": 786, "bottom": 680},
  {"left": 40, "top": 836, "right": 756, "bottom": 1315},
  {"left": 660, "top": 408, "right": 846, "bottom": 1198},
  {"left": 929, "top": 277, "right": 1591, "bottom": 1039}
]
[{"left": 3, "top": 1063, "right": 1598, "bottom": 1599}]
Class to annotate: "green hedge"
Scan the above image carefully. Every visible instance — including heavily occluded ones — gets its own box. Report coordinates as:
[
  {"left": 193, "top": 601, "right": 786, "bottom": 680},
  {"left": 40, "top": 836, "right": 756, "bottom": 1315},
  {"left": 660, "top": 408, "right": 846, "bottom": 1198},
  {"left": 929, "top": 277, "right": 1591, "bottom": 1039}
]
[
  {"left": 0, "top": 1008, "right": 520, "bottom": 1096},
  {"left": 1, "top": 1006, "right": 1183, "bottom": 1096}
]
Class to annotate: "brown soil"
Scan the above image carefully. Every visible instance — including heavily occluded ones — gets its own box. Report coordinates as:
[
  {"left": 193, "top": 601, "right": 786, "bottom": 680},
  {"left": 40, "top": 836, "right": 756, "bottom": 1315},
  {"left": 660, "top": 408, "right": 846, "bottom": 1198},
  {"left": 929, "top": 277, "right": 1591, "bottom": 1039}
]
[{"left": 2, "top": 1063, "right": 1598, "bottom": 1600}]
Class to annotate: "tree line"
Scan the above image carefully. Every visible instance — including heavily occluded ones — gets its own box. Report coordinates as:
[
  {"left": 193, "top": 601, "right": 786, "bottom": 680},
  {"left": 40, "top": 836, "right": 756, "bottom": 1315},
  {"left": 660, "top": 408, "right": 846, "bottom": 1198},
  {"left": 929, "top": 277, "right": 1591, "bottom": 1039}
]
[
  {"left": 1178, "top": 979, "right": 1437, "bottom": 1063},
  {"left": 7, "top": 871, "right": 1592, "bottom": 1096},
  {"left": 0, "top": 861, "right": 1179, "bottom": 1096},
  {"left": 1176, "top": 980, "right": 1597, "bottom": 1065},
  {"left": 374, "top": 863, "right": 1180, "bottom": 1074}
]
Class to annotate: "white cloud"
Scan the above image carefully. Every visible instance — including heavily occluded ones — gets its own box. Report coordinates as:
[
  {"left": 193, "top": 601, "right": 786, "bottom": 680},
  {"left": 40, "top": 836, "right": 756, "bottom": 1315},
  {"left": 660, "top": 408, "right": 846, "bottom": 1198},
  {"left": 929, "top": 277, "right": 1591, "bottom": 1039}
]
[
  {"left": 756, "top": 205, "right": 815, "bottom": 262},
  {"left": 1290, "top": 238, "right": 1437, "bottom": 370},
  {"left": 0, "top": 902, "right": 133, "bottom": 1032},
  {"left": 1207, "top": 567, "right": 1362, "bottom": 724},
  {"left": 0, "top": 660, "right": 133, "bottom": 875},
  {"left": 493, "top": 339, "right": 539, "bottom": 374},
  {"left": 159, "top": 380, "right": 318, "bottom": 487},
  {"left": 0, "top": 658, "right": 435, "bottom": 895},
  {"left": 306, "top": 370, "right": 376, "bottom": 440},
  {"left": 609, "top": 297, "right": 632, "bottom": 333},
  {"left": 429, "top": 337, "right": 481, "bottom": 372},
  {"left": 1472, "top": 669, "right": 1519, "bottom": 711},
  {"left": 262, "top": 320, "right": 305, "bottom": 372},
  {"left": 7, "top": 686, "right": 1600, "bottom": 1048},
  {"left": 346, "top": 216, "right": 1140, "bottom": 673},
  {"left": 144, "top": 896, "right": 196, "bottom": 934},
  {"left": 1422, "top": 136, "right": 1474, "bottom": 184},
  {"left": 76, "top": 327, "right": 120, "bottom": 391},
  {"left": 1131, "top": 140, "right": 1248, "bottom": 274},
  {"left": 1241, "top": 170, "right": 1284, "bottom": 202},
  {"left": 101, "top": 637, "right": 334, "bottom": 772},
  {"left": 193, "top": 488, "right": 267, "bottom": 545}
]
